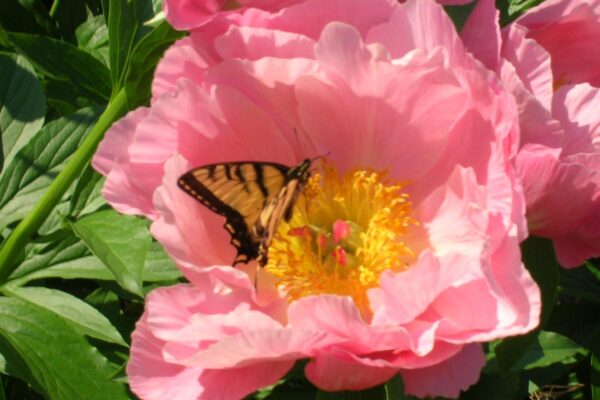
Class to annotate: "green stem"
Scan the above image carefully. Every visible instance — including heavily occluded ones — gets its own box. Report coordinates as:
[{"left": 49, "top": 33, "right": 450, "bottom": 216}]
[
  {"left": 49, "top": 0, "right": 61, "bottom": 18},
  {"left": 0, "top": 89, "right": 128, "bottom": 283}
]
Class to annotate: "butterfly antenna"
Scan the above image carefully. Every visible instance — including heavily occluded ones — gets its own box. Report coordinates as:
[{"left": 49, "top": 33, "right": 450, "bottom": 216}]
[{"left": 310, "top": 150, "right": 332, "bottom": 163}]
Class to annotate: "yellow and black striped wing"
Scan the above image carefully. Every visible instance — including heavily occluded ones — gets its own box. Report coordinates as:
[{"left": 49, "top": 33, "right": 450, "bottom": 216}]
[{"left": 177, "top": 162, "right": 290, "bottom": 265}]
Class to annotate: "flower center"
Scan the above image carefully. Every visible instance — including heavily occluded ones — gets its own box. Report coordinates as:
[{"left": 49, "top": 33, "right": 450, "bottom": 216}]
[{"left": 265, "top": 163, "right": 418, "bottom": 317}]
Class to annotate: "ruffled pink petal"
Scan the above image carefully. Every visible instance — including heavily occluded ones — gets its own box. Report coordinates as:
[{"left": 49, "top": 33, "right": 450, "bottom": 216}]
[
  {"left": 501, "top": 25, "right": 554, "bottom": 110},
  {"left": 300, "top": 23, "right": 469, "bottom": 180},
  {"left": 288, "top": 295, "right": 412, "bottom": 352},
  {"left": 196, "top": 361, "right": 295, "bottom": 400},
  {"left": 460, "top": 0, "right": 500, "bottom": 70},
  {"left": 163, "top": 0, "right": 229, "bottom": 30},
  {"left": 517, "top": 0, "right": 600, "bottom": 86},
  {"left": 266, "top": 0, "right": 396, "bottom": 40},
  {"left": 128, "top": 314, "right": 205, "bottom": 400},
  {"left": 152, "top": 37, "right": 214, "bottom": 101},
  {"left": 305, "top": 350, "right": 399, "bottom": 392},
  {"left": 182, "top": 329, "right": 339, "bottom": 369},
  {"left": 401, "top": 344, "right": 485, "bottom": 399},
  {"left": 468, "top": 226, "right": 540, "bottom": 339},
  {"left": 92, "top": 107, "right": 162, "bottom": 218},
  {"left": 519, "top": 152, "right": 598, "bottom": 236},
  {"left": 144, "top": 284, "right": 279, "bottom": 347},
  {"left": 498, "top": 60, "right": 563, "bottom": 148},
  {"left": 553, "top": 83, "right": 600, "bottom": 155},
  {"left": 129, "top": 313, "right": 295, "bottom": 400},
  {"left": 215, "top": 25, "right": 315, "bottom": 60},
  {"left": 367, "top": 0, "right": 469, "bottom": 65},
  {"left": 373, "top": 251, "right": 475, "bottom": 327},
  {"left": 553, "top": 205, "right": 600, "bottom": 267}
]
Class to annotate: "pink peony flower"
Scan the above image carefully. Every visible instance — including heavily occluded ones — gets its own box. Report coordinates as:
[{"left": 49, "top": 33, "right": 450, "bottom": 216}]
[
  {"left": 94, "top": 0, "right": 540, "bottom": 398},
  {"left": 462, "top": 0, "right": 600, "bottom": 268}
]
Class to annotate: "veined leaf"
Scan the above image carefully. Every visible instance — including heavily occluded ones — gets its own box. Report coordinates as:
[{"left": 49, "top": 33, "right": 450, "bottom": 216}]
[
  {"left": 143, "top": 242, "right": 182, "bottom": 282},
  {"left": 75, "top": 15, "right": 109, "bottom": 67},
  {"left": 69, "top": 165, "right": 107, "bottom": 218},
  {"left": 4, "top": 286, "right": 127, "bottom": 346},
  {"left": 0, "top": 297, "right": 129, "bottom": 400},
  {"left": 107, "top": 0, "right": 157, "bottom": 91},
  {"left": 72, "top": 209, "right": 151, "bottom": 296},
  {"left": 8, "top": 32, "right": 111, "bottom": 100},
  {"left": 510, "top": 331, "right": 587, "bottom": 371},
  {"left": 0, "top": 53, "right": 46, "bottom": 172},
  {"left": 0, "top": 107, "right": 103, "bottom": 230}
]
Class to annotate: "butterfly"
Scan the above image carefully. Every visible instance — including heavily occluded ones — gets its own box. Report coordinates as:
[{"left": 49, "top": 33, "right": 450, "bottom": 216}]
[{"left": 177, "top": 159, "right": 313, "bottom": 267}]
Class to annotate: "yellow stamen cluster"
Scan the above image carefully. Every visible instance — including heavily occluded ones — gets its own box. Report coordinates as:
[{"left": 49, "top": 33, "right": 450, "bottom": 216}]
[{"left": 265, "top": 163, "right": 417, "bottom": 317}]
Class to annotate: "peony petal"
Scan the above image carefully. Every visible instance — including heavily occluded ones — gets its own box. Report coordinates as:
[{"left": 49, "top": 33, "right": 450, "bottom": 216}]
[
  {"left": 152, "top": 37, "right": 213, "bottom": 101},
  {"left": 401, "top": 344, "right": 485, "bottom": 398},
  {"left": 305, "top": 350, "right": 399, "bottom": 392},
  {"left": 501, "top": 25, "right": 554, "bottom": 110},
  {"left": 460, "top": 0, "right": 500, "bottom": 70},
  {"left": 367, "top": 0, "right": 469, "bottom": 65},
  {"left": 553, "top": 83, "right": 600, "bottom": 155},
  {"left": 92, "top": 107, "right": 161, "bottom": 218},
  {"left": 517, "top": 0, "right": 600, "bottom": 86},
  {"left": 128, "top": 315, "right": 205, "bottom": 400},
  {"left": 215, "top": 25, "right": 315, "bottom": 60},
  {"left": 163, "top": 0, "right": 228, "bottom": 30}
]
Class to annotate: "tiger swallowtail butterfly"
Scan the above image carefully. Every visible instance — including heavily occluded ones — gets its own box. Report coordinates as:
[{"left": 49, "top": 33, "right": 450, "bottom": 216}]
[{"left": 177, "top": 159, "right": 313, "bottom": 267}]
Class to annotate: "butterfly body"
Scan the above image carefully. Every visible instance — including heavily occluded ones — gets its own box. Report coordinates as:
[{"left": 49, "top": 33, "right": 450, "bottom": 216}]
[{"left": 178, "top": 159, "right": 313, "bottom": 267}]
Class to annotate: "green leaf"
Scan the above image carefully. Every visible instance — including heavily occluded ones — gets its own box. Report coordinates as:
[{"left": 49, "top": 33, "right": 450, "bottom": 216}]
[
  {"left": 383, "top": 375, "right": 417, "bottom": 400},
  {"left": 72, "top": 209, "right": 151, "bottom": 296},
  {"left": 50, "top": 0, "right": 89, "bottom": 40},
  {"left": 0, "top": 0, "right": 57, "bottom": 36},
  {"left": 559, "top": 263, "right": 600, "bottom": 304},
  {"left": 124, "top": 21, "right": 185, "bottom": 107},
  {"left": 0, "top": 53, "right": 46, "bottom": 171},
  {"left": 69, "top": 165, "right": 107, "bottom": 218},
  {"left": 0, "top": 297, "right": 129, "bottom": 400},
  {"left": 508, "top": 0, "right": 544, "bottom": 16},
  {"left": 525, "top": 358, "right": 580, "bottom": 391},
  {"left": 85, "top": 287, "right": 137, "bottom": 341},
  {"left": 75, "top": 15, "right": 109, "bottom": 67},
  {"left": 593, "top": 354, "right": 600, "bottom": 400},
  {"left": 4, "top": 286, "right": 127, "bottom": 346},
  {"left": 0, "top": 107, "right": 103, "bottom": 231},
  {"left": 495, "top": 236, "right": 559, "bottom": 370},
  {"left": 510, "top": 331, "right": 586, "bottom": 371},
  {"left": 143, "top": 242, "right": 182, "bottom": 282},
  {"left": 546, "top": 303, "right": 600, "bottom": 352},
  {"left": 317, "top": 386, "right": 387, "bottom": 400},
  {"left": 107, "top": 0, "right": 157, "bottom": 91},
  {"left": 42, "top": 78, "right": 103, "bottom": 116},
  {"left": 8, "top": 32, "right": 111, "bottom": 100},
  {"left": 11, "top": 254, "right": 112, "bottom": 284},
  {"left": 9, "top": 233, "right": 96, "bottom": 280},
  {"left": 461, "top": 372, "right": 520, "bottom": 400}
]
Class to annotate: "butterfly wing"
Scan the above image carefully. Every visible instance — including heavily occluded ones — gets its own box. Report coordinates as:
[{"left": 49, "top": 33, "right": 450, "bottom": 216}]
[
  {"left": 256, "top": 177, "right": 305, "bottom": 266},
  {"left": 178, "top": 162, "right": 290, "bottom": 265},
  {"left": 255, "top": 159, "right": 312, "bottom": 266}
]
